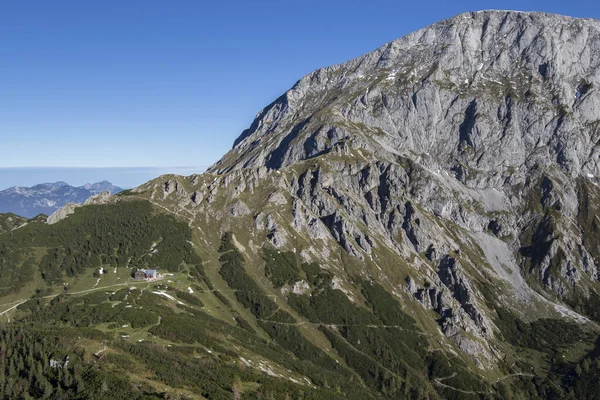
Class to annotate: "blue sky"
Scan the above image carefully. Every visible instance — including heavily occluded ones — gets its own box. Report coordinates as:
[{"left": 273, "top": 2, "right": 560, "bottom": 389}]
[{"left": 0, "top": 0, "right": 598, "bottom": 171}]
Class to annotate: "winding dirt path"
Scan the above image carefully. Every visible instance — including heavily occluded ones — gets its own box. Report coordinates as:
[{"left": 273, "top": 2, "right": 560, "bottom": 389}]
[
  {"left": 0, "top": 279, "right": 154, "bottom": 316},
  {"left": 254, "top": 317, "right": 432, "bottom": 335}
]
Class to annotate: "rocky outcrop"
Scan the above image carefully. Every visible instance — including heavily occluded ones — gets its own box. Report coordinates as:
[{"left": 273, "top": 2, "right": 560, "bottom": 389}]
[
  {"left": 47, "top": 191, "right": 114, "bottom": 225},
  {"left": 406, "top": 271, "right": 494, "bottom": 366},
  {"left": 163, "top": 179, "right": 188, "bottom": 199},
  {"left": 47, "top": 203, "right": 78, "bottom": 225},
  {"left": 0, "top": 214, "right": 27, "bottom": 234},
  {"left": 437, "top": 256, "right": 489, "bottom": 333},
  {"left": 46, "top": 190, "right": 115, "bottom": 225},
  {"left": 84, "top": 191, "right": 112, "bottom": 205},
  {"left": 230, "top": 200, "right": 251, "bottom": 217}
]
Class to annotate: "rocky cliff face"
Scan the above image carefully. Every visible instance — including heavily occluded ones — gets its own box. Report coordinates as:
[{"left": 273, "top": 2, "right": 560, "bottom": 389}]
[
  {"left": 214, "top": 11, "right": 600, "bottom": 178},
  {"left": 136, "top": 10, "right": 600, "bottom": 368}
]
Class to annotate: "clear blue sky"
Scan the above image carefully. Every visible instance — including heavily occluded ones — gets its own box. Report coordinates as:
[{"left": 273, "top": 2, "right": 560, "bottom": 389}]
[{"left": 0, "top": 0, "right": 598, "bottom": 169}]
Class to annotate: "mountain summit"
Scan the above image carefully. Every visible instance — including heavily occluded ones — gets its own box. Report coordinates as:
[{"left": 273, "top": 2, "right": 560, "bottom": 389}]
[{"left": 213, "top": 10, "right": 600, "bottom": 178}]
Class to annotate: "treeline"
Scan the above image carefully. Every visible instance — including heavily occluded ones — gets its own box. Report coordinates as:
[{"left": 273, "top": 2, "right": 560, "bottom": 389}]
[
  {"left": 263, "top": 248, "right": 300, "bottom": 288},
  {"left": 275, "top": 253, "right": 488, "bottom": 397},
  {"left": 19, "top": 290, "right": 164, "bottom": 330},
  {"left": 0, "top": 325, "right": 165, "bottom": 399},
  {"left": 0, "top": 201, "right": 203, "bottom": 293},
  {"left": 491, "top": 305, "right": 600, "bottom": 399},
  {"left": 262, "top": 244, "right": 600, "bottom": 399},
  {"left": 287, "top": 274, "right": 443, "bottom": 397},
  {"left": 560, "top": 336, "right": 600, "bottom": 399},
  {"left": 223, "top": 234, "right": 488, "bottom": 397},
  {"left": 495, "top": 307, "right": 589, "bottom": 353},
  {"left": 217, "top": 233, "right": 372, "bottom": 397},
  {"left": 218, "top": 234, "right": 281, "bottom": 320},
  {"left": 0, "top": 213, "right": 26, "bottom": 235}
]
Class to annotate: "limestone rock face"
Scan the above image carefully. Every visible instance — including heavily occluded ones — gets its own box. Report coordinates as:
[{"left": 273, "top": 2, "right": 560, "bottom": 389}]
[
  {"left": 84, "top": 191, "right": 112, "bottom": 205},
  {"left": 47, "top": 203, "right": 78, "bottom": 225},
  {"left": 213, "top": 11, "right": 600, "bottom": 181},
  {"left": 207, "top": 10, "right": 600, "bottom": 301},
  {"left": 48, "top": 191, "right": 114, "bottom": 224},
  {"left": 230, "top": 200, "right": 251, "bottom": 217},
  {"left": 136, "top": 11, "right": 600, "bottom": 367}
]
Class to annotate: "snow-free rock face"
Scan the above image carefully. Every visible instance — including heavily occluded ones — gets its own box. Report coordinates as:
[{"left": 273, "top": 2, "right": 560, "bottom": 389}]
[
  {"left": 214, "top": 11, "right": 600, "bottom": 179},
  {"left": 47, "top": 191, "right": 115, "bottom": 225},
  {"left": 47, "top": 203, "right": 79, "bottom": 225},
  {"left": 209, "top": 10, "right": 600, "bottom": 299},
  {"left": 140, "top": 11, "right": 600, "bottom": 367}
]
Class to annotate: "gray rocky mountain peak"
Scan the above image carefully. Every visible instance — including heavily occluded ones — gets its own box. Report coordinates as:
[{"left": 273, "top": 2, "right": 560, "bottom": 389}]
[
  {"left": 212, "top": 10, "right": 600, "bottom": 181},
  {"left": 144, "top": 10, "right": 600, "bottom": 366}
]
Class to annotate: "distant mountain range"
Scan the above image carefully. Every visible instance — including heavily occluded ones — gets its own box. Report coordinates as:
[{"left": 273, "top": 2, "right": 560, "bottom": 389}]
[{"left": 0, "top": 181, "right": 122, "bottom": 217}]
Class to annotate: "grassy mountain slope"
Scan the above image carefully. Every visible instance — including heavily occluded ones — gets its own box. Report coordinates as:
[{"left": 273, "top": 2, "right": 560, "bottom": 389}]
[{"left": 0, "top": 213, "right": 26, "bottom": 234}]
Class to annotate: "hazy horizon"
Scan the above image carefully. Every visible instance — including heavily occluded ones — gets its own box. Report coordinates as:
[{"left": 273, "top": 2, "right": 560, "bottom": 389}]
[{"left": 0, "top": 166, "right": 207, "bottom": 191}]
